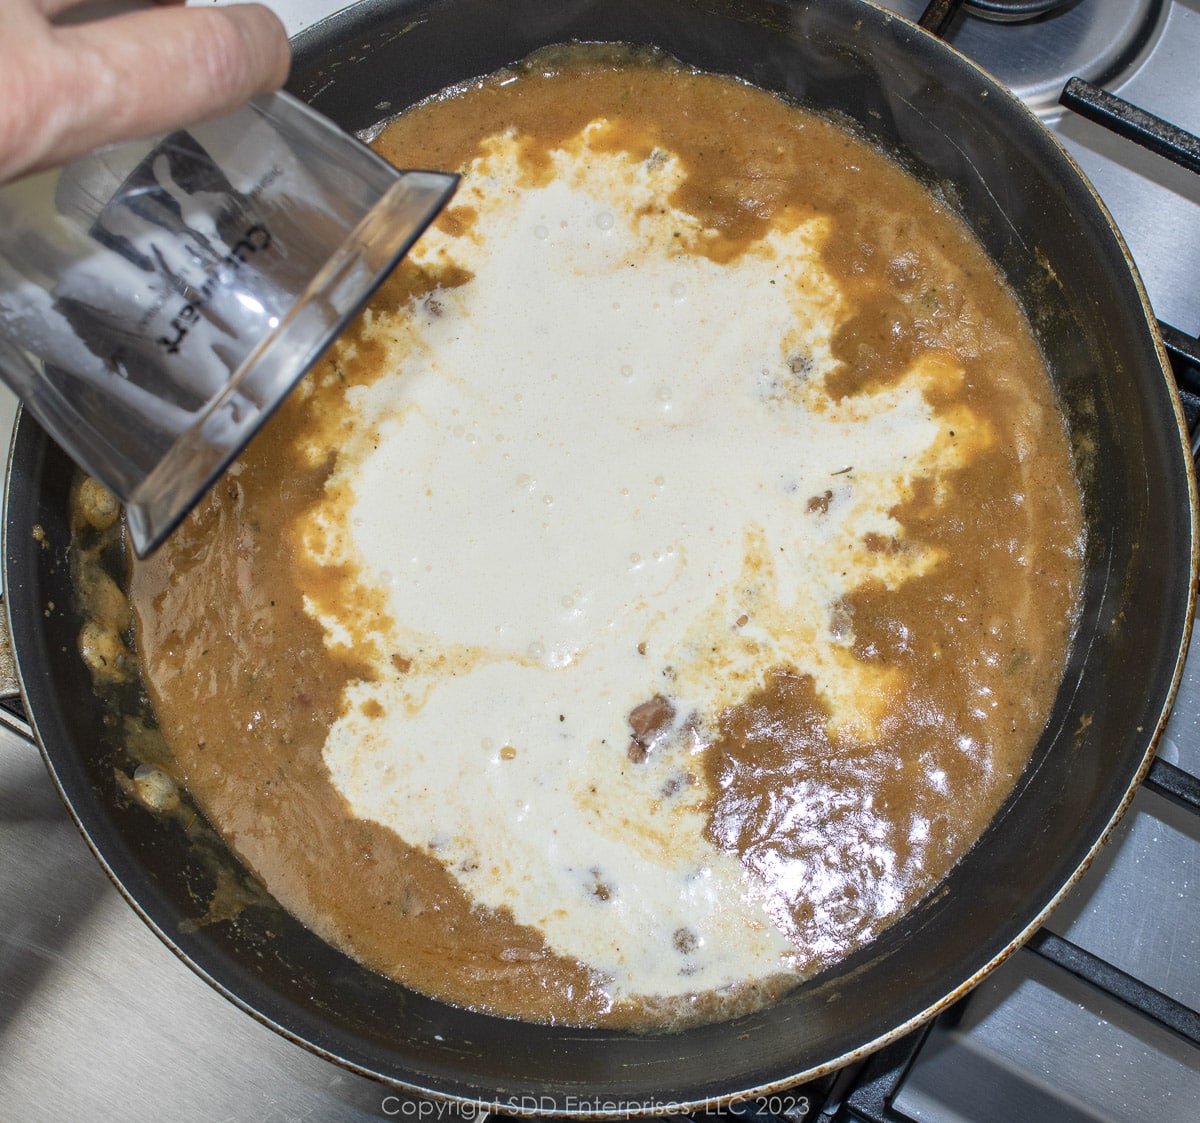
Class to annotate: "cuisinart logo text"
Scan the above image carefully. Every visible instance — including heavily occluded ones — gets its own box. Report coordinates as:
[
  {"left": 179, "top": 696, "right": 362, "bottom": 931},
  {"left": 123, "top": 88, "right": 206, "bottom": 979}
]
[{"left": 156, "top": 223, "right": 272, "bottom": 355}]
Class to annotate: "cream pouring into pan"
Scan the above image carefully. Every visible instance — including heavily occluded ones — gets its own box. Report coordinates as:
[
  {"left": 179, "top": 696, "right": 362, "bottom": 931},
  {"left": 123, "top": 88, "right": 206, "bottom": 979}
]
[{"left": 3, "top": 0, "right": 1196, "bottom": 1111}]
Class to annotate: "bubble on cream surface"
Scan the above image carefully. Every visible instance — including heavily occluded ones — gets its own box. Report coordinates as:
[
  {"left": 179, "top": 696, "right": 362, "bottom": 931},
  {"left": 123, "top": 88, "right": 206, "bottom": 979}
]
[{"left": 302, "top": 127, "right": 990, "bottom": 1003}]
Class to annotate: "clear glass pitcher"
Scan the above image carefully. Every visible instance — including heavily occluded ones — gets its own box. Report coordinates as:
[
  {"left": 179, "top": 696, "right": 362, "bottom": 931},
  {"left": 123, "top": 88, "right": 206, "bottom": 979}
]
[{"left": 0, "top": 90, "right": 457, "bottom": 555}]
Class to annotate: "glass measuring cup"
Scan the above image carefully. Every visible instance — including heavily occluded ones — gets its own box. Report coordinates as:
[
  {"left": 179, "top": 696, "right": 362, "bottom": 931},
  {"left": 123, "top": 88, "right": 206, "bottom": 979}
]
[{"left": 0, "top": 90, "right": 457, "bottom": 555}]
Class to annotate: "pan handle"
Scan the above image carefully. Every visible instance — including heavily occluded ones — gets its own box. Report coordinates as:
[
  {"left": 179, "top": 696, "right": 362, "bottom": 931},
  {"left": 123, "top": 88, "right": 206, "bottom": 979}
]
[{"left": 0, "top": 596, "right": 36, "bottom": 744}]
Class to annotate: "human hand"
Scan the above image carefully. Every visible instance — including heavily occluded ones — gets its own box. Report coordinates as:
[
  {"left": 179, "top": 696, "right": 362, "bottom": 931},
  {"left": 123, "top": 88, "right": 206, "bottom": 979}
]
[{"left": 0, "top": 0, "right": 291, "bottom": 184}]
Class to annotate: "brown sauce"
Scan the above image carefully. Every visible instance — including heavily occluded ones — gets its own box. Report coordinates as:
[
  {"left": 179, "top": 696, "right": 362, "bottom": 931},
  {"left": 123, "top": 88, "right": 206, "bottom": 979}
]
[{"left": 87, "top": 48, "right": 1083, "bottom": 1030}]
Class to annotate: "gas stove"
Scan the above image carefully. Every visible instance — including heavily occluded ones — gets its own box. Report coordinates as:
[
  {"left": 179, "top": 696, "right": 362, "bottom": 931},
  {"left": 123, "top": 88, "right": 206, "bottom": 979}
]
[{"left": 2, "top": 2, "right": 1197, "bottom": 1120}]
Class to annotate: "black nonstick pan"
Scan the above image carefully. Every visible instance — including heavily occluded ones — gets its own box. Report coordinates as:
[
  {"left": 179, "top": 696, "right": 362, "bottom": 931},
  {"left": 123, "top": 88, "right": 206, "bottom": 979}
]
[{"left": 3, "top": 0, "right": 1195, "bottom": 1111}]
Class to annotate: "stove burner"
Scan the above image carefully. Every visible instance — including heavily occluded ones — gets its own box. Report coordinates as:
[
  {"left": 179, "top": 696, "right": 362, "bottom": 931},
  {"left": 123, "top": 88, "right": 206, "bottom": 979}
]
[
  {"left": 964, "top": 0, "right": 1071, "bottom": 22},
  {"left": 902, "top": 0, "right": 1167, "bottom": 119}
]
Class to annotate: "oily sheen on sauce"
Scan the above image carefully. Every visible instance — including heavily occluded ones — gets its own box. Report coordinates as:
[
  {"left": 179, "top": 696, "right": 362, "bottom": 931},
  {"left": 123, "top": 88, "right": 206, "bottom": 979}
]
[{"left": 122, "top": 49, "right": 1084, "bottom": 1030}]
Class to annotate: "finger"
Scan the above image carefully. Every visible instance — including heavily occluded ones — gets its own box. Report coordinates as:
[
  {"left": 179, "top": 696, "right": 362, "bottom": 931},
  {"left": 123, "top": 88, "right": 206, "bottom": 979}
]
[{"left": 13, "top": 4, "right": 290, "bottom": 179}]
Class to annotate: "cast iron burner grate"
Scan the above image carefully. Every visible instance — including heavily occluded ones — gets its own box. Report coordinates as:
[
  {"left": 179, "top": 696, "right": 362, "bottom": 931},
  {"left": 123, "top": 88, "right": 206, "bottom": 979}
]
[{"left": 1059, "top": 80, "right": 1200, "bottom": 445}]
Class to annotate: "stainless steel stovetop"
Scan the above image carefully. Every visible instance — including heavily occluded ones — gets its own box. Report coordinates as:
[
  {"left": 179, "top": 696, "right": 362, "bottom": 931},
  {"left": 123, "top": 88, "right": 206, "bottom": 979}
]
[{"left": 2, "top": 2, "right": 1198, "bottom": 1120}]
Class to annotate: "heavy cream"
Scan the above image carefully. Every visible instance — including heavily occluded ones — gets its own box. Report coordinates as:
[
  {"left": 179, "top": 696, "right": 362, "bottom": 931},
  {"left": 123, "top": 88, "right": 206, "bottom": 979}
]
[{"left": 300, "top": 127, "right": 990, "bottom": 1003}]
